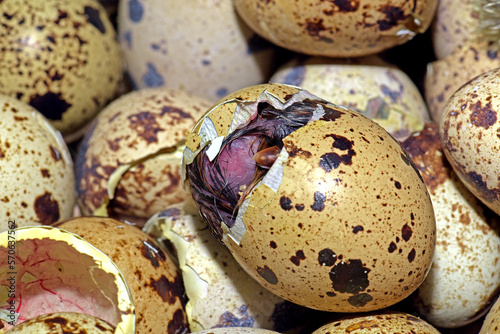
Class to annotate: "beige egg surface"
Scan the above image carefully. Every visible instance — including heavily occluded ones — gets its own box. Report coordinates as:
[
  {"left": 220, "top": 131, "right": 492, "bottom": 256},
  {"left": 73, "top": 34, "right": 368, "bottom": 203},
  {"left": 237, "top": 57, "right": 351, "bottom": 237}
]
[
  {"left": 311, "top": 310, "right": 441, "bottom": 334},
  {"left": 480, "top": 295, "right": 500, "bottom": 334},
  {"left": 0, "top": 0, "right": 123, "bottom": 137},
  {"left": 270, "top": 55, "right": 430, "bottom": 141},
  {"left": 75, "top": 88, "right": 212, "bottom": 224},
  {"left": 401, "top": 123, "right": 500, "bottom": 328},
  {"left": 182, "top": 83, "right": 436, "bottom": 312},
  {"left": 143, "top": 198, "right": 314, "bottom": 333},
  {"left": 440, "top": 67, "right": 500, "bottom": 216},
  {"left": 233, "top": 0, "right": 438, "bottom": 58},
  {"left": 0, "top": 226, "right": 135, "bottom": 333},
  {"left": 4, "top": 312, "right": 116, "bottom": 333},
  {"left": 424, "top": 40, "right": 500, "bottom": 124},
  {"left": 117, "top": 0, "right": 277, "bottom": 103},
  {"left": 0, "top": 95, "right": 75, "bottom": 233},
  {"left": 53, "top": 216, "right": 188, "bottom": 334}
]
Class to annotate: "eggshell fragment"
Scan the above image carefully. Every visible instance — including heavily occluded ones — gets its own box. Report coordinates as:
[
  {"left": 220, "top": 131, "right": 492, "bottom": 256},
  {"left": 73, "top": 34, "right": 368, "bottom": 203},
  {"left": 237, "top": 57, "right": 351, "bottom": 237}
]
[
  {"left": 143, "top": 199, "right": 313, "bottom": 333},
  {"left": 118, "top": 0, "right": 276, "bottom": 102},
  {"left": 5, "top": 312, "right": 115, "bottom": 333},
  {"left": 402, "top": 123, "right": 500, "bottom": 328},
  {"left": 440, "top": 67, "right": 500, "bottom": 216},
  {"left": 311, "top": 310, "right": 441, "bottom": 333},
  {"left": 75, "top": 88, "right": 211, "bottom": 224},
  {"left": 233, "top": 0, "right": 438, "bottom": 58},
  {"left": 270, "top": 55, "right": 430, "bottom": 140},
  {"left": 182, "top": 83, "right": 436, "bottom": 312},
  {"left": 0, "top": 96, "right": 75, "bottom": 233},
  {"left": 54, "top": 216, "right": 188, "bottom": 334},
  {"left": 0, "top": 226, "right": 135, "bottom": 333},
  {"left": 0, "top": 0, "right": 123, "bottom": 137}
]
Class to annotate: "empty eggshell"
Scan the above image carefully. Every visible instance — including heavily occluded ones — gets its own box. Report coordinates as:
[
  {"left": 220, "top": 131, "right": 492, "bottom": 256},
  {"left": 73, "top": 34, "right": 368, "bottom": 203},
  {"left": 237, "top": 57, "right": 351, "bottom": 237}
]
[
  {"left": 0, "top": 95, "right": 75, "bottom": 233},
  {"left": 54, "top": 216, "right": 188, "bottom": 334},
  {"left": 440, "top": 67, "right": 500, "bottom": 216},
  {"left": 143, "top": 199, "right": 313, "bottom": 333},
  {"left": 117, "top": 0, "right": 276, "bottom": 102},
  {"left": 270, "top": 55, "right": 430, "bottom": 141},
  {"left": 402, "top": 123, "right": 500, "bottom": 328},
  {"left": 0, "top": 0, "right": 123, "bottom": 137},
  {"left": 75, "top": 88, "right": 211, "bottom": 224}
]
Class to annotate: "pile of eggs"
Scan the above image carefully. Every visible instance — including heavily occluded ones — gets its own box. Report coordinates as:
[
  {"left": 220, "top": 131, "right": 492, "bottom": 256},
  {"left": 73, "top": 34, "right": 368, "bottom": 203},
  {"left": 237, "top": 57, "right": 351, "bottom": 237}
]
[{"left": 1, "top": 0, "right": 500, "bottom": 333}]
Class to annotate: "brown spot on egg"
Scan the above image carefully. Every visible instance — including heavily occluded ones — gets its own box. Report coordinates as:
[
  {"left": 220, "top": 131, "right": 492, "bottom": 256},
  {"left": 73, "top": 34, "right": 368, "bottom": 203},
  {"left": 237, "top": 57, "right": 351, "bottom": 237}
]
[
  {"left": 44, "top": 316, "right": 67, "bottom": 326},
  {"left": 465, "top": 171, "right": 499, "bottom": 202},
  {"left": 332, "top": 0, "right": 359, "bottom": 12},
  {"left": 329, "top": 259, "right": 370, "bottom": 294},
  {"left": 167, "top": 308, "right": 188, "bottom": 334},
  {"left": 84, "top": 6, "right": 106, "bottom": 34},
  {"left": 290, "top": 250, "right": 306, "bottom": 266},
  {"left": 377, "top": 5, "right": 408, "bottom": 31},
  {"left": 160, "top": 106, "right": 194, "bottom": 121},
  {"left": 347, "top": 293, "right": 374, "bottom": 308},
  {"left": 320, "top": 106, "right": 343, "bottom": 121},
  {"left": 285, "top": 141, "right": 312, "bottom": 158},
  {"left": 34, "top": 191, "right": 60, "bottom": 224},
  {"left": 257, "top": 265, "right": 279, "bottom": 285},
  {"left": 280, "top": 196, "right": 293, "bottom": 211},
  {"left": 302, "top": 18, "right": 333, "bottom": 42},
  {"left": 345, "top": 319, "right": 378, "bottom": 331},
  {"left": 408, "top": 248, "right": 416, "bottom": 263},
  {"left": 128, "top": 111, "right": 164, "bottom": 143},
  {"left": 29, "top": 92, "right": 72, "bottom": 121},
  {"left": 401, "top": 224, "right": 412, "bottom": 241},
  {"left": 311, "top": 191, "right": 326, "bottom": 211},
  {"left": 319, "top": 248, "right": 337, "bottom": 266},
  {"left": 139, "top": 239, "right": 167, "bottom": 268},
  {"left": 388, "top": 242, "right": 397, "bottom": 253},
  {"left": 50, "top": 145, "right": 62, "bottom": 161},
  {"left": 147, "top": 274, "right": 186, "bottom": 304},
  {"left": 352, "top": 225, "right": 364, "bottom": 234},
  {"left": 216, "top": 305, "right": 255, "bottom": 327},
  {"left": 469, "top": 101, "right": 497, "bottom": 129},
  {"left": 41, "top": 169, "right": 50, "bottom": 178}
]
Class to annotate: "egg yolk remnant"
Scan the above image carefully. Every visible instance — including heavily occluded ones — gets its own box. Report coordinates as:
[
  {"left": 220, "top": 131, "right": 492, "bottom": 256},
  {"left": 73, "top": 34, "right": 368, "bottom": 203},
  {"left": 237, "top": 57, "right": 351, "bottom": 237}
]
[{"left": 186, "top": 99, "right": 337, "bottom": 240}]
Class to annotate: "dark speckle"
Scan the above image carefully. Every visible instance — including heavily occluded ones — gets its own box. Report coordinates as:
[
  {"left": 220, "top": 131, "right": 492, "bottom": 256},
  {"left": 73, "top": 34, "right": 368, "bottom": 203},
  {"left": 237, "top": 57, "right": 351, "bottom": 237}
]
[
  {"left": 311, "top": 191, "right": 326, "bottom": 211},
  {"left": 469, "top": 101, "right": 497, "bottom": 129},
  {"left": 257, "top": 265, "right": 278, "bottom": 285},
  {"left": 401, "top": 224, "right": 412, "bottom": 241},
  {"left": 129, "top": 0, "right": 144, "bottom": 22},
  {"left": 318, "top": 248, "right": 337, "bottom": 266},
  {"left": 388, "top": 242, "right": 397, "bottom": 253},
  {"left": 295, "top": 203, "right": 305, "bottom": 210},
  {"left": 139, "top": 240, "right": 167, "bottom": 268},
  {"left": 270, "top": 241, "right": 277, "bottom": 249},
  {"left": 128, "top": 111, "right": 164, "bottom": 143},
  {"left": 329, "top": 259, "right": 370, "bottom": 294},
  {"left": 143, "top": 63, "right": 164, "bottom": 87},
  {"left": 408, "top": 248, "right": 416, "bottom": 263},
  {"left": 394, "top": 181, "right": 401, "bottom": 189},
  {"left": 216, "top": 305, "right": 254, "bottom": 328},
  {"left": 147, "top": 274, "right": 186, "bottom": 305},
  {"left": 44, "top": 316, "right": 67, "bottom": 326},
  {"left": 280, "top": 196, "right": 293, "bottom": 211},
  {"left": 34, "top": 192, "right": 60, "bottom": 224},
  {"left": 290, "top": 250, "right": 306, "bottom": 266},
  {"left": 333, "top": 0, "right": 359, "bottom": 11},
  {"left": 50, "top": 145, "right": 62, "bottom": 161},
  {"left": 84, "top": 6, "right": 106, "bottom": 34},
  {"left": 167, "top": 308, "right": 188, "bottom": 334},
  {"left": 377, "top": 5, "right": 408, "bottom": 31},
  {"left": 352, "top": 225, "right": 364, "bottom": 234},
  {"left": 348, "top": 293, "right": 373, "bottom": 307},
  {"left": 29, "top": 92, "right": 72, "bottom": 121}
]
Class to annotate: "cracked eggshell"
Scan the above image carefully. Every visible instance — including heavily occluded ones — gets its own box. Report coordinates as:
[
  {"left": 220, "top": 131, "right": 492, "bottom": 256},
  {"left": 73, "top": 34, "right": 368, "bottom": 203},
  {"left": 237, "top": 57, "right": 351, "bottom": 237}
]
[
  {"left": 233, "top": 0, "right": 438, "bottom": 58},
  {"left": 182, "top": 83, "right": 436, "bottom": 313},
  {"left": 402, "top": 123, "right": 500, "bottom": 328},
  {"left": 311, "top": 310, "right": 441, "bottom": 334},
  {"left": 424, "top": 40, "right": 500, "bottom": 124},
  {"left": 75, "top": 88, "right": 211, "bottom": 224},
  {"left": 0, "top": 226, "right": 135, "bottom": 333},
  {"left": 5, "top": 312, "right": 116, "bottom": 333},
  {"left": 118, "top": 0, "right": 276, "bottom": 102},
  {"left": 53, "top": 216, "right": 188, "bottom": 334},
  {"left": 270, "top": 55, "right": 430, "bottom": 141},
  {"left": 143, "top": 199, "right": 313, "bottom": 333},
  {"left": 440, "top": 67, "right": 500, "bottom": 216},
  {"left": 0, "top": 0, "right": 123, "bottom": 137},
  {"left": 0, "top": 96, "right": 75, "bottom": 233}
]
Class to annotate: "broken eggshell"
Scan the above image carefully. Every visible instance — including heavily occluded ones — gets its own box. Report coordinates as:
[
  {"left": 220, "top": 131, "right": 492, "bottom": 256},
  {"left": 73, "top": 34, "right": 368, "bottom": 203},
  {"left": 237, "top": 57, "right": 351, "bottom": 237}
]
[
  {"left": 143, "top": 198, "right": 313, "bottom": 333},
  {"left": 75, "top": 88, "right": 211, "bottom": 225},
  {"left": 53, "top": 216, "right": 188, "bottom": 334},
  {"left": 182, "top": 83, "right": 436, "bottom": 312},
  {"left": 401, "top": 123, "right": 500, "bottom": 328},
  {"left": 0, "top": 95, "right": 75, "bottom": 233},
  {"left": 0, "top": 226, "right": 135, "bottom": 333},
  {"left": 0, "top": 0, "right": 123, "bottom": 138},
  {"left": 270, "top": 55, "right": 430, "bottom": 141}
]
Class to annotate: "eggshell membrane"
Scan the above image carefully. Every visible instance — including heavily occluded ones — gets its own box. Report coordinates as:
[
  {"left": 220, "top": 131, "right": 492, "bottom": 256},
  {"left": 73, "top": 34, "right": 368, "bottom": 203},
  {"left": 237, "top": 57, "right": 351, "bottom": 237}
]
[
  {"left": 430, "top": 0, "right": 479, "bottom": 59},
  {"left": 401, "top": 123, "right": 500, "bottom": 328},
  {"left": 0, "top": 0, "right": 123, "bottom": 136},
  {"left": 233, "top": 0, "right": 437, "bottom": 58},
  {"left": 425, "top": 40, "right": 500, "bottom": 123},
  {"left": 480, "top": 295, "right": 500, "bottom": 334},
  {"left": 75, "top": 88, "right": 211, "bottom": 220},
  {"left": 440, "top": 67, "right": 500, "bottom": 216},
  {"left": 5, "top": 312, "right": 116, "bottom": 333},
  {"left": 311, "top": 310, "right": 441, "bottom": 334},
  {"left": 0, "top": 226, "right": 135, "bottom": 333},
  {"left": 183, "top": 84, "right": 436, "bottom": 312},
  {"left": 143, "top": 199, "right": 312, "bottom": 333},
  {"left": 54, "top": 217, "right": 188, "bottom": 334},
  {"left": 270, "top": 55, "right": 430, "bottom": 141},
  {"left": 0, "top": 96, "right": 75, "bottom": 233},
  {"left": 117, "top": 0, "right": 276, "bottom": 102}
]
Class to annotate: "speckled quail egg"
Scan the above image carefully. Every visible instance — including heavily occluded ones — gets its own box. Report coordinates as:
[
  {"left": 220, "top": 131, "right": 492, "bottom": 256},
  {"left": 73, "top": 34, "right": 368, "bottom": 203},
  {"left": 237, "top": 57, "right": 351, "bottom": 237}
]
[
  {"left": 311, "top": 310, "right": 441, "bottom": 334},
  {"left": 0, "top": 95, "right": 75, "bottom": 233},
  {"left": 54, "top": 216, "right": 188, "bottom": 334},
  {"left": 233, "top": 0, "right": 438, "bottom": 58},
  {"left": 440, "top": 67, "right": 500, "bottom": 216},
  {"left": 480, "top": 295, "right": 500, "bottom": 333},
  {"left": 182, "top": 83, "right": 436, "bottom": 312},
  {"left": 0, "top": 0, "right": 123, "bottom": 139},
  {"left": 425, "top": 40, "right": 500, "bottom": 123},
  {"left": 0, "top": 226, "right": 135, "bottom": 332},
  {"left": 270, "top": 55, "right": 430, "bottom": 141},
  {"left": 117, "top": 0, "right": 277, "bottom": 102},
  {"left": 5, "top": 312, "right": 116, "bottom": 333},
  {"left": 75, "top": 88, "right": 211, "bottom": 226},
  {"left": 143, "top": 198, "right": 313, "bottom": 333},
  {"left": 401, "top": 123, "right": 500, "bottom": 328}
]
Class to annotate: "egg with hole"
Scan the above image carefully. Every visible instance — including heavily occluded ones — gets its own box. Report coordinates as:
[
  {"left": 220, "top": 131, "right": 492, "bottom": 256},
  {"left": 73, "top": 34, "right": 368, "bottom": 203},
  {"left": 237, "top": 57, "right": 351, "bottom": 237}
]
[{"left": 182, "top": 83, "right": 436, "bottom": 312}]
